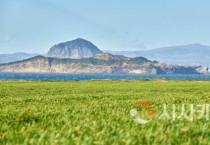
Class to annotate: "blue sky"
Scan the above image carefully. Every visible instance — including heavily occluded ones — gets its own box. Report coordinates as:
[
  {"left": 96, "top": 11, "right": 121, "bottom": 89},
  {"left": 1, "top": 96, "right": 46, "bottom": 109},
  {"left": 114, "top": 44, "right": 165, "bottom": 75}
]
[{"left": 0, "top": 0, "right": 210, "bottom": 53}]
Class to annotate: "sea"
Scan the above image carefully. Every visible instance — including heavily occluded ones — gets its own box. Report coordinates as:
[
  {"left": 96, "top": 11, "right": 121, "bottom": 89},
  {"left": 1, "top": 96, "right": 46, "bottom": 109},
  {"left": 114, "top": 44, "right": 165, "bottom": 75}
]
[{"left": 0, "top": 73, "right": 210, "bottom": 80}]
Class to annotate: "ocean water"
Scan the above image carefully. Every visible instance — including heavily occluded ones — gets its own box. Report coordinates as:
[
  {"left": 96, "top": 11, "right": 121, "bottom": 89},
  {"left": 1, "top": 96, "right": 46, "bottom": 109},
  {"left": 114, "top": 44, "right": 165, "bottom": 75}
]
[{"left": 0, "top": 73, "right": 210, "bottom": 80}]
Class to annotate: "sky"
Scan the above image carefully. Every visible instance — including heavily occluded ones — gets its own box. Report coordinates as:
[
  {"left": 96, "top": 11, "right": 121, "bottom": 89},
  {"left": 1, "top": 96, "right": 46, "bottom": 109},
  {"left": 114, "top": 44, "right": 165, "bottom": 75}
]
[{"left": 0, "top": 0, "right": 210, "bottom": 54}]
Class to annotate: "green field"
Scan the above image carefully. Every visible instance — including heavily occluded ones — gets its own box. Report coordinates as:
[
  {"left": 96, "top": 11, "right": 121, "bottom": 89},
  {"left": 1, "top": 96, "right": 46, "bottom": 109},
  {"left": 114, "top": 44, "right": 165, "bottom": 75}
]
[{"left": 0, "top": 80, "right": 210, "bottom": 145}]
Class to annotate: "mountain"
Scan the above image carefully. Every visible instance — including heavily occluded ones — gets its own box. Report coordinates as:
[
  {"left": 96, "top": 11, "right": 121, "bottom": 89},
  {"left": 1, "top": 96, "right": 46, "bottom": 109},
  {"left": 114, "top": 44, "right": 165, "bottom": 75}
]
[
  {"left": 47, "top": 38, "right": 103, "bottom": 59},
  {"left": 94, "top": 53, "right": 129, "bottom": 60},
  {"left": 0, "top": 53, "right": 208, "bottom": 74},
  {"left": 0, "top": 52, "right": 39, "bottom": 64},
  {"left": 106, "top": 44, "right": 210, "bottom": 67}
]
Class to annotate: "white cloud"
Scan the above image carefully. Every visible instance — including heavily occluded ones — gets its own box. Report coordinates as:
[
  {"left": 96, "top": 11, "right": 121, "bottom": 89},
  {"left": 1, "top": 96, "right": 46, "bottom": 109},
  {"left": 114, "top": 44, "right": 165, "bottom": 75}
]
[{"left": 0, "top": 34, "right": 13, "bottom": 42}]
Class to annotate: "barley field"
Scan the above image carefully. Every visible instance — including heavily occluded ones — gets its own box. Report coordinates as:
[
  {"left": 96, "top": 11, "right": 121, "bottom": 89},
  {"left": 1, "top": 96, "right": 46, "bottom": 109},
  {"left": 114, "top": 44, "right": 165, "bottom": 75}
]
[{"left": 0, "top": 80, "right": 210, "bottom": 145}]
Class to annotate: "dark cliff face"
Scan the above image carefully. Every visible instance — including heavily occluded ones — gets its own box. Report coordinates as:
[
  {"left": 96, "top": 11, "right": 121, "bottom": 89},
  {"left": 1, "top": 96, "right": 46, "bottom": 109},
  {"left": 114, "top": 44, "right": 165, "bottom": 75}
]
[
  {"left": 0, "top": 54, "right": 208, "bottom": 74},
  {"left": 0, "top": 56, "right": 51, "bottom": 73},
  {"left": 47, "top": 38, "right": 103, "bottom": 59}
]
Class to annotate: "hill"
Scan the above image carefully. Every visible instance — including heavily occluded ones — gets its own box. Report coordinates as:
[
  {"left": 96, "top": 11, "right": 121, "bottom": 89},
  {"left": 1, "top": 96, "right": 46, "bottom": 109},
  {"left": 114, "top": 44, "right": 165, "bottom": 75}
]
[
  {"left": 47, "top": 38, "right": 102, "bottom": 59},
  {"left": 0, "top": 53, "right": 208, "bottom": 74},
  {"left": 106, "top": 44, "right": 210, "bottom": 67},
  {"left": 0, "top": 52, "right": 38, "bottom": 64}
]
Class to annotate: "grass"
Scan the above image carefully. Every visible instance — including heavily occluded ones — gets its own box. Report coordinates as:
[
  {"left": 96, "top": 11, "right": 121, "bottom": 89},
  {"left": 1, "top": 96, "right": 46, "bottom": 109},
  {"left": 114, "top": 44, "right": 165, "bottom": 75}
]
[{"left": 0, "top": 79, "right": 210, "bottom": 145}]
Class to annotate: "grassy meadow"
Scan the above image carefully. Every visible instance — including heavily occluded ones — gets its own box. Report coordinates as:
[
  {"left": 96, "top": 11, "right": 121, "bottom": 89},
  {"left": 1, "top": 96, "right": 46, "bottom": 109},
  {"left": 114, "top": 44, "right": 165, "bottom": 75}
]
[{"left": 0, "top": 80, "right": 210, "bottom": 145}]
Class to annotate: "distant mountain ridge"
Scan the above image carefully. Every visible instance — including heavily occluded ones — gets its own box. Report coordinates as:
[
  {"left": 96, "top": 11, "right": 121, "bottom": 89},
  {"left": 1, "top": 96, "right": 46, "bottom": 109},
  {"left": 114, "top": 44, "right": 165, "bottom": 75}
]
[
  {"left": 0, "top": 40, "right": 210, "bottom": 69},
  {"left": 0, "top": 52, "right": 38, "bottom": 64},
  {"left": 106, "top": 44, "right": 210, "bottom": 67},
  {"left": 0, "top": 38, "right": 102, "bottom": 63},
  {"left": 47, "top": 38, "right": 102, "bottom": 59},
  {"left": 0, "top": 53, "right": 208, "bottom": 74}
]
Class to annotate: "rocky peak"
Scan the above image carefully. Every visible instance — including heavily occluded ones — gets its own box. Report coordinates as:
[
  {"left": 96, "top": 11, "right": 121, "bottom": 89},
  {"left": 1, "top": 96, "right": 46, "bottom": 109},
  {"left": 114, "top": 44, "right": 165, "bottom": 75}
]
[{"left": 47, "top": 38, "right": 103, "bottom": 59}]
